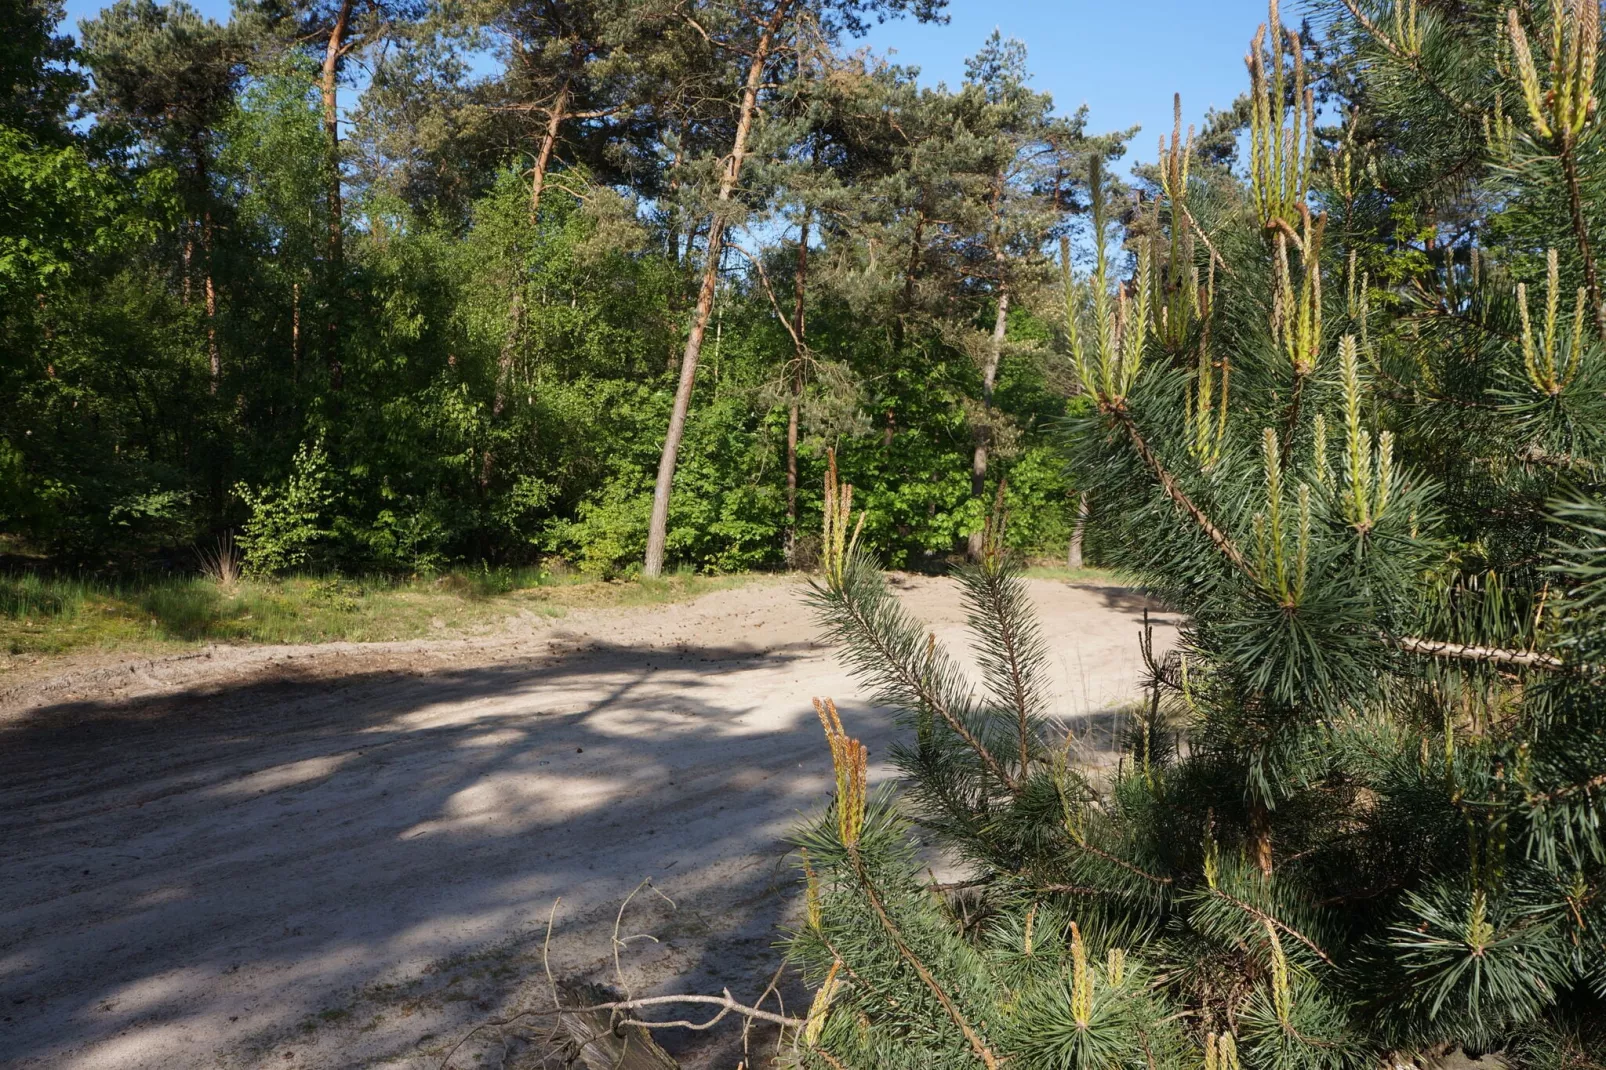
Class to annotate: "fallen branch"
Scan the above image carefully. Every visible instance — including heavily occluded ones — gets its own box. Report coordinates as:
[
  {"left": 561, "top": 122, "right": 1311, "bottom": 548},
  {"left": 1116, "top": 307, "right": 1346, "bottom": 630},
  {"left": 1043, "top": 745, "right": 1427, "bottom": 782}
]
[
  {"left": 594, "top": 991, "right": 806, "bottom": 1031},
  {"left": 436, "top": 993, "right": 805, "bottom": 1069}
]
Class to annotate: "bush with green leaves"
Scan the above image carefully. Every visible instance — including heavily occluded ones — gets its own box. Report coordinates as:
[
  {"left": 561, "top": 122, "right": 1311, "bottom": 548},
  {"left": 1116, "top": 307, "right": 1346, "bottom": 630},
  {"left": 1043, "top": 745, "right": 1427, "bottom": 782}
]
[
  {"left": 781, "top": 4, "right": 1606, "bottom": 1067},
  {"left": 235, "top": 440, "right": 335, "bottom": 575}
]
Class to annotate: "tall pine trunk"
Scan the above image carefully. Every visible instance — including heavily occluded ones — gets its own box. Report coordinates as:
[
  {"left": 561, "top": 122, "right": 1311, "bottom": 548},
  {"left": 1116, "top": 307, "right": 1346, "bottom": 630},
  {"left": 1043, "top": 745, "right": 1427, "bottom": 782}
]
[
  {"left": 1067, "top": 491, "right": 1087, "bottom": 568},
  {"left": 643, "top": 0, "right": 796, "bottom": 577},
  {"left": 529, "top": 78, "right": 570, "bottom": 219},
  {"left": 204, "top": 209, "right": 218, "bottom": 394},
  {"left": 321, "top": 0, "right": 354, "bottom": 390},
  {"left": 967, "top": 288, "right": 1008, "bottom": 559},
  {"left": 784, "top": 212, "right": 809, "bottom": 566}
]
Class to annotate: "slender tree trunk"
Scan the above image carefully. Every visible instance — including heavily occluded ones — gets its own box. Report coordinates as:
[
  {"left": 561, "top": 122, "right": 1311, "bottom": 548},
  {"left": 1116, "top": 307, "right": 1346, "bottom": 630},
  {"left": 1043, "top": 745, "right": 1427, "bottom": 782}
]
[
  {"left": 1067, "top": 491, "right": 1088, "bottom": 569},
  {"left": 784, "top": 212, "right": 809, "bottom": 567},
  {"left": 291, "top": 280, "right": 301, "bottom": 377},
  {"left": 482, "top": 287, "right": 525, "bottom": 488},
  {"left": 643, "top": 0, "right": 796, "bottom": 577},
  {"left": 204, "top": 209, "right": 218, "bottom": 395},
  {"left": 967, "top": 288, "right": 1009, "bottom": 559},
  {"left": 182, "top": 228, "right": 193, "bottom": 306},
  {"left": 498, "top": 79, "right": 571, "bottom": 401},
  {"left": 321, "top": 0, "right": 355, "bottom": 390},
  {"left": 1251, "top": 803, "right": 1274, "bottom": 877},
  {"left": 893, "top": 210, "right": 925, "bottom": 354},
  {"left": 666, "top": 129, "right": 686, "bottom": 265},
  {"left": 484, "top": 79, "right": 574, "bottom": 491},
  {"left": 496, "top": 291, "right": 525, "bottom": 418}
]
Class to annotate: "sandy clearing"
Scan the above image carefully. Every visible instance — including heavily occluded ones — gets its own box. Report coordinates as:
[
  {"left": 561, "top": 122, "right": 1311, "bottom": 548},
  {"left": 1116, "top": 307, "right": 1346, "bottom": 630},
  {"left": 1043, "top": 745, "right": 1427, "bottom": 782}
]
[{"left": 0, "top": 575, "right": 1175, "bottom": 1070}]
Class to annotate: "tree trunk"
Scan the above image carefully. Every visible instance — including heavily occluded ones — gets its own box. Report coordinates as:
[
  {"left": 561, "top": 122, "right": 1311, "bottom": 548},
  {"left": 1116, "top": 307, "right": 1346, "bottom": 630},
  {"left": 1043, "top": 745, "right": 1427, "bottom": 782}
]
[
  {"left": 666, "top": 129, "right": 686, "bottom": 266},
  {"left": 643, "top": 0, "right": 796, "bottom": 577},
  {"left": 1250, "top": 803, "right": 1274, "bottom": 877},
  {"left": 1067, "top": 491, "right": 1088, "bottom": 569},
  {"left": 321, "top": 0, "right": 355, "bottom": 390},
  {"left": 967, "top": 288, "right": 1009, "bottom": 559},
  {"left": 291, "top": 280, "right": 301, "bottom": 377},
  {"left": 484, "top": 80, "right": 573, "bottom": 491},
  {"left": 204, "top": 209, "right": 218, "bottom": 395},
  {"left": 530, "top": 78, "right": 571, "bottom": 219},
  {"left": 784, "top": 213, "right": 809, "bottom": 567},
  {"left": 893, "top": 210, "right": 925, "bottom": 353}
]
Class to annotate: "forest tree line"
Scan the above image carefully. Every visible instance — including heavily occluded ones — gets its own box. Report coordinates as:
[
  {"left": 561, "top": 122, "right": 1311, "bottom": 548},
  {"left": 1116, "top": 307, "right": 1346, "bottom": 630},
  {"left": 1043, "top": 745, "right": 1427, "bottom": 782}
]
[{"left": 1, "top": 0, "right": 1196, "bottom": 578}]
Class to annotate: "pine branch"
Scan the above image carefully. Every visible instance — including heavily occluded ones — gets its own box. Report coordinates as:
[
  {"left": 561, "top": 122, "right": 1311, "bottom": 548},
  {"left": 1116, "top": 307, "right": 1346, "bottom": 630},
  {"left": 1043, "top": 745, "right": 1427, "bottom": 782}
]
[
  {"left": 1526, "top": 770, "right": 1606, "bottom": 806},
  {"left": 1207, "top": 887, "right": 1335, "bottom": 967},
  {"left": 1336, "top": 0, "right": 1480, "bottom": 119},
  {"left": 816, "top": 568, "right": 1019, "bottom": 791},
  {"left": 1180, "top": 203, "right": 1234, "bottom": 277},
  {"left": 1559, "top": 140, "right": 1606, "bottom": 337},
  {"left": 1115, "top": 409, "right": 1255, "bottom": 578},
  {"left": 849, "top": 849, "right": 1001, "bottom": 1070},
  {"left": 960, "top": 560, "right": 1049, "bottom": 782}
]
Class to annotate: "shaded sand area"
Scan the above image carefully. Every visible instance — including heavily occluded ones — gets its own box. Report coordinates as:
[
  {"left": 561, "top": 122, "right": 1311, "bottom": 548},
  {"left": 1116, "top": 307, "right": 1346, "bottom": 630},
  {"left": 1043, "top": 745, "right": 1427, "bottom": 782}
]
[{"left": 0, "top": 575, "right": 1174, "bottom": 1069}]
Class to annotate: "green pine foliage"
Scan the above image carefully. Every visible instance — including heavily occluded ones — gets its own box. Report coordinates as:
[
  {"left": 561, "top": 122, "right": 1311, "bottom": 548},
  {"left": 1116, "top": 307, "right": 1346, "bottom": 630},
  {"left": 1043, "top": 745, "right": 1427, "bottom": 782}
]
[{"left": 785, "top": 4, "right": 1606, "bottom": 1067}]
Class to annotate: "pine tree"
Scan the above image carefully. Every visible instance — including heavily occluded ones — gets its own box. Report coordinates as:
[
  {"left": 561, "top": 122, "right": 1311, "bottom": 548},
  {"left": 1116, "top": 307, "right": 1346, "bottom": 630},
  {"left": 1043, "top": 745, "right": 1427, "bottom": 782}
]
[{"left": 784, "top": 3, "right": 1606, "bottom": 1066}]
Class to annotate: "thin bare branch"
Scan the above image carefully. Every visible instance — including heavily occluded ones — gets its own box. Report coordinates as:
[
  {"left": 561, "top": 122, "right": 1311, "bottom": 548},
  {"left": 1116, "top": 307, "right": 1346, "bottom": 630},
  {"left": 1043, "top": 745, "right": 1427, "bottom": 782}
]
[
  {"left": 1391, "top": 635, "right": 1564, "bottom": 670},
  {"left": 435, "top": 993, "right": 806, "bottom": 1068},
  {"left": 728, "top": 240, "right": 807, "bottom": 353}
]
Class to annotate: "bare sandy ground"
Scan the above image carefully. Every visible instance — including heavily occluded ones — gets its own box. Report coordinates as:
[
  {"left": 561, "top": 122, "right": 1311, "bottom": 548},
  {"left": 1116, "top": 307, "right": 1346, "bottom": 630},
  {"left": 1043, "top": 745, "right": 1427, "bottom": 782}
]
[{"left": 0, "top": 575, "right": 1175, "bottom": 1070}]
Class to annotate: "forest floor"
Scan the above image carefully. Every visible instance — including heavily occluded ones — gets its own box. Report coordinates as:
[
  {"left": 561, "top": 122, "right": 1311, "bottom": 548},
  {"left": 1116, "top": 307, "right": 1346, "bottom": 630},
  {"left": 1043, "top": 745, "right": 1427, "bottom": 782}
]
[{"left": 0, "top": 573, "right": 1176, "bottom": 1070}]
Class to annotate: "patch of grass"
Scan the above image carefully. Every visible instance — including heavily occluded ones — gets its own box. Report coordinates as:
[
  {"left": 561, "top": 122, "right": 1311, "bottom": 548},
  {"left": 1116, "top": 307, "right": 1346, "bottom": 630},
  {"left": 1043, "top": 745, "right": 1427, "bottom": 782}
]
[
  {"left": 1019, "top": 564, "right": 1126, "bottom": 585},
  {"left": 0, "top": 566, "right": 774, "bottom": 658}
]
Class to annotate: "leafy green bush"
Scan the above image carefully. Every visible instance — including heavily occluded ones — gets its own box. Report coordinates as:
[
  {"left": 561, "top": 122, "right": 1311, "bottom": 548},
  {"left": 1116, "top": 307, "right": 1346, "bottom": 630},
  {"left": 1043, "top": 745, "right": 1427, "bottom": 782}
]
[{"left": 236, "top": 441, "right": 335, "bottom": 576}]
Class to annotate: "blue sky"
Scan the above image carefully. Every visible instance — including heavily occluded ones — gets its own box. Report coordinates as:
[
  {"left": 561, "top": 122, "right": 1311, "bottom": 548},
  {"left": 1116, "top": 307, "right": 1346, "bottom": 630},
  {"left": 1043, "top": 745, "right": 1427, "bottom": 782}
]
[
  {"left": 859, "top": 0, "right": 1272, "bottom": 167},
  {"left": 60, "top": 0, "right": 1275, "bottom": 173}
]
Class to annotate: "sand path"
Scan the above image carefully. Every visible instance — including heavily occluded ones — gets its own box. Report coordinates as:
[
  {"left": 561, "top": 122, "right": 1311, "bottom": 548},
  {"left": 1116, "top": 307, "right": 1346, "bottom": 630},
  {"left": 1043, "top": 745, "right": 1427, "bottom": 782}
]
[{"left": 0, "top": 575, "right": 1174, "bottom": 1069}]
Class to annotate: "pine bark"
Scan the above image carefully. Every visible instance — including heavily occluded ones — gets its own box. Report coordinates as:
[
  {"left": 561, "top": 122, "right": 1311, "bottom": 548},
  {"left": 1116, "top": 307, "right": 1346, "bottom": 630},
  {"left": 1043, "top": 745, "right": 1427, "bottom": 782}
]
[
  {"left": 967, "top": 288, "right": 1008, "bottom": 559},
  {"left": 643, "top": 0, "right": 796, "bottom": 577},
  {"left": 529, "top": 78, "right": 570, "bottom": 219},
  {"left": 204, "top": 209, "right": 218, "bottom": 394},
  {"left": 784, "top": 213, "right": 809, "bottom": 567},
  {"left": 321, "top": 0, "right": 355, "bottom": 390},
  {"left": 1067, "top": 491, "right": 1087, "bottom": 569}
]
